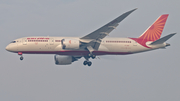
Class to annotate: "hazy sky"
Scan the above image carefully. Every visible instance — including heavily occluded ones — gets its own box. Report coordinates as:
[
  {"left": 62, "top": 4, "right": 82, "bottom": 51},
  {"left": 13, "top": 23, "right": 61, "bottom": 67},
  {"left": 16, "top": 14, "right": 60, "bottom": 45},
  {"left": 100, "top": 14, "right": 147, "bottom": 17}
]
[{"left": 0, "top": 0, "right": 180, "bottom": 101}]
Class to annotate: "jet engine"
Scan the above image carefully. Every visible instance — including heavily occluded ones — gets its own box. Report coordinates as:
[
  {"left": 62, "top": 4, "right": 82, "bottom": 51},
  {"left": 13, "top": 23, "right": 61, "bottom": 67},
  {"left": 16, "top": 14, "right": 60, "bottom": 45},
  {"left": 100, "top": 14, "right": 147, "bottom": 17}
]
[
  {"left": 61, "top": 39, "right": 80, "bottom": 49},
  {"left": 54, "top": 55, "right": 73, "bottom": 65}
]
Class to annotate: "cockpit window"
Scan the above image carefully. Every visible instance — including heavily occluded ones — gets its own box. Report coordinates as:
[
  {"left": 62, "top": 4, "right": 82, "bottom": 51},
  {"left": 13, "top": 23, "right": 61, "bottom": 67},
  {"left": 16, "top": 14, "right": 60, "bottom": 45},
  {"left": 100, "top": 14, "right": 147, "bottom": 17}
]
[{"left": 11, "top": 41, "right": 16, "bottom": 43}]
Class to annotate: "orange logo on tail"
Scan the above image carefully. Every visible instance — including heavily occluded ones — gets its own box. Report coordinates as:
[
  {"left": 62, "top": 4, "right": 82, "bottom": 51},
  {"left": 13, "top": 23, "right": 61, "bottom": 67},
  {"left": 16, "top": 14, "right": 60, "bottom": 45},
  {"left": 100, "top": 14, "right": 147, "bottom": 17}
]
[
  {"left": 131, "top": 14, "right": 169, "bottom": 48},
  {"left": 139, "top": 14, "right": 169, "bottom": 41}
]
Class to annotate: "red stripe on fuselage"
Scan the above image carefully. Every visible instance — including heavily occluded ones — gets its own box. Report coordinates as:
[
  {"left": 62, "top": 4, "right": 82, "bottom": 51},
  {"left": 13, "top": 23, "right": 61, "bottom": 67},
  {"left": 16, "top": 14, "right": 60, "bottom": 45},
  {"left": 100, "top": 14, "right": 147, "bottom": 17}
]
[{"left": 14, "top": 51, "right": 132, "bottom": 55}]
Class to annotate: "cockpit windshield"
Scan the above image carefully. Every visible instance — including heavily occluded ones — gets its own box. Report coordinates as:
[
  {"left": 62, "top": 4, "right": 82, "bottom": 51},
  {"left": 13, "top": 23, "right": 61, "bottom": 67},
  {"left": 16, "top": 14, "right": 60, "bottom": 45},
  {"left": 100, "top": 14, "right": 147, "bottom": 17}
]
[{"left": 11, "top": 41, "right": 16, "bottom": 43}]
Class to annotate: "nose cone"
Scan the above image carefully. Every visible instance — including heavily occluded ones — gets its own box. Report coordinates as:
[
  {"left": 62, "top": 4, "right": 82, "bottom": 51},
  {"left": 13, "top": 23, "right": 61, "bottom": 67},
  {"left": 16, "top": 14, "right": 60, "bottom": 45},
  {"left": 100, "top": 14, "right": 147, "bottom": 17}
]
[
  {"left": 6, "top": 45, "right": 10, "bottom": 51},
  {"left": 6, "top": 44, "right": 17, "bottom": 52}
]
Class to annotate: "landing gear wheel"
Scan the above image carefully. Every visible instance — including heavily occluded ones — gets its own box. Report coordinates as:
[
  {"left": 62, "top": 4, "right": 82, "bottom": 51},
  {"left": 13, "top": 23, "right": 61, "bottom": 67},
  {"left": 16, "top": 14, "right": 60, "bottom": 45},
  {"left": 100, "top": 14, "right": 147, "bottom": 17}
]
[
  {"left": 20, "top": 56, "right": 23, "bottom": 60},
  {"left": 87, "top": 61, "right": 92, "bottom": 66},
  {"left": 88, "top": 53, "right": 91, "bottom": 58},
  {"left": 83, "top": 61, "right": 88, "bottom": 65},
  {"left": 83, "top": 56, "right": 92, "bottom": 66},
  {"left": 83, "top": 61, "right": 92, "bottom": 66},
  {"left": 88, "top": 53, "right": 96, "bottom": 59},
  {"left": 92, "top": 55, "right": 96, "bottom": 59}
]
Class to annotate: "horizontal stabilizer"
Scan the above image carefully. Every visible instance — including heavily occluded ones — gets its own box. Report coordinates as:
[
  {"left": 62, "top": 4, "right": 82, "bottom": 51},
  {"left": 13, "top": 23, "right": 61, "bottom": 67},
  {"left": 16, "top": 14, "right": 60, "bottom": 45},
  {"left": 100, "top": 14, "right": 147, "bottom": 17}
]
[{"left": 150, "top": 33, "right": 176, "bottom": 45}]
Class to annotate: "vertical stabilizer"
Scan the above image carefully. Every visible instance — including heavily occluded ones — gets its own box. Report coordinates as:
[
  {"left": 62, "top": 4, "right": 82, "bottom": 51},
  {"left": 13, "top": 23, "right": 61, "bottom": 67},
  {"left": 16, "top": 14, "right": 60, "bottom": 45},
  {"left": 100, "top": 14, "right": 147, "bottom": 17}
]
[{"left": 138, "top": 14, "right": 169, "bottom": 41}]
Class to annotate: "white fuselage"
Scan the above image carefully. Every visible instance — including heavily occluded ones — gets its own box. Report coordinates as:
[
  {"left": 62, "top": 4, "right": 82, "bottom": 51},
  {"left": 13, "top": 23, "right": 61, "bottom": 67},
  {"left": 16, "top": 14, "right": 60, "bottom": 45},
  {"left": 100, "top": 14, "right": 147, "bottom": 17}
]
[{"left": 6, "top": 36, "right": 167, "bottom": 56}]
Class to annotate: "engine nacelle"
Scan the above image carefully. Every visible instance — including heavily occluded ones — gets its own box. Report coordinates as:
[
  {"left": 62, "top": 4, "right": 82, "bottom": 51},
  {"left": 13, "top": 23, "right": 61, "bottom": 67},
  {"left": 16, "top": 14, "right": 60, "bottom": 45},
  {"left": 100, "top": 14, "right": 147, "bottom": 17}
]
[
  {"left": 54, "top": 55, "right": 73, "bottom": 65},
  {"left": 61, "top": 39, "right": 80, "bottom": 49}
]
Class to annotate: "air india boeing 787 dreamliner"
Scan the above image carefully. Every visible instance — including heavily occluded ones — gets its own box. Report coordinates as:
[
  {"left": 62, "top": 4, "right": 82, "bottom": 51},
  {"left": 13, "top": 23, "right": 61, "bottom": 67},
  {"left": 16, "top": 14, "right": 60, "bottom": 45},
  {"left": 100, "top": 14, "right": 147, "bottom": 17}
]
[{"left": 6, "top": 8, "right": 176, "bottom": 66}]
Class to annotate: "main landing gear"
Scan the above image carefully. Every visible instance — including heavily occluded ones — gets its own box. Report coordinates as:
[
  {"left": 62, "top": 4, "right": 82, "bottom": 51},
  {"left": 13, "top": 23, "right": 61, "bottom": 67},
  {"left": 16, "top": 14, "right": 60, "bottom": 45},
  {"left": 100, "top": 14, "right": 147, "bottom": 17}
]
[
  {"left": 83, "top": 54, "right": 96, "bottom": 66},
  {"left": 88, "top": 53, "right": 96, "bottom": 59},
  {"left": 83, "top": 46, "right": 97, "bottom": 66},
  {"left": 83, "top": 60, "right": 92, "bottom": 66}
]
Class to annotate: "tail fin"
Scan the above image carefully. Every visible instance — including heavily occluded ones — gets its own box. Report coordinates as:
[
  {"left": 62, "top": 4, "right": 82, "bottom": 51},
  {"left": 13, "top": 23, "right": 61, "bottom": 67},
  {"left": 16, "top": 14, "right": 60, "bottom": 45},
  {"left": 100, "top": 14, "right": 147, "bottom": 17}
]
[{"left": 138, "top": 14, "right": 169, "bottom": 41}]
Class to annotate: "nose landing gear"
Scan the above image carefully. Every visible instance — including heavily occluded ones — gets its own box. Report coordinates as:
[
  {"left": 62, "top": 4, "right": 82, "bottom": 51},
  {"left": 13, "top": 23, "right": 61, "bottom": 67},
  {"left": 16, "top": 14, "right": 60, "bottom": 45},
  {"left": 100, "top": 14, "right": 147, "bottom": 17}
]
[
  {"left": 20, "top": 56, "right": 24, "bottom": 60},
  {"left": 18, "top": 52, "right": 24, "bottom": 61}
]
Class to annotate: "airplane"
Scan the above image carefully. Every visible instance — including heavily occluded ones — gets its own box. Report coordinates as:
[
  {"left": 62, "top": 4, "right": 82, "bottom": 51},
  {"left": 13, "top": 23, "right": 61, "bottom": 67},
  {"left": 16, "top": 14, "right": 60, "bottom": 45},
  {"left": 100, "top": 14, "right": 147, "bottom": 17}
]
[{"left": 6, "top": 8, "right": 176, "bottom": 66}]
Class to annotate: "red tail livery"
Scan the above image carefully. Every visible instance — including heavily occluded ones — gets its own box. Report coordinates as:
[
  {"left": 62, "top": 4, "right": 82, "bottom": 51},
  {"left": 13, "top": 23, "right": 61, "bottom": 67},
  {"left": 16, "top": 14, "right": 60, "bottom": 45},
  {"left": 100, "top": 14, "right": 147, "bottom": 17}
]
[{"left": 139, "top": 14, "right": 169, "bottom": 41}]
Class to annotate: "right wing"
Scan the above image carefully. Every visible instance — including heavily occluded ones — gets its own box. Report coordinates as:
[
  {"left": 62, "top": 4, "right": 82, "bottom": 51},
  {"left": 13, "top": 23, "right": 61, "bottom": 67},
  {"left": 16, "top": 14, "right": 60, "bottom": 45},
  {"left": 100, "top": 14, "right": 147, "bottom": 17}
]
[
  {"left": 80, "top": 8, "right": 137, "bottom": 50},
  {"left": 80, "top": 8, "right": 137, "bottom": 40}
]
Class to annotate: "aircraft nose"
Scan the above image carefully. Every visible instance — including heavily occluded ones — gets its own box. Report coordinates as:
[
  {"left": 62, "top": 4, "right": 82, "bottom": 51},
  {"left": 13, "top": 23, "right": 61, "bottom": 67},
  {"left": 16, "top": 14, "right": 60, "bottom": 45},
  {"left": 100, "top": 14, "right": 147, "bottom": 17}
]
[
  {"left": 6, "top": 45, "right": 10, "bottom": 51},
  {"left": 6, "top": 44, "right": 15, "bottom": 52},
  {"left": 6, "top": 43, "right": 18, "bottom": 52}
]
